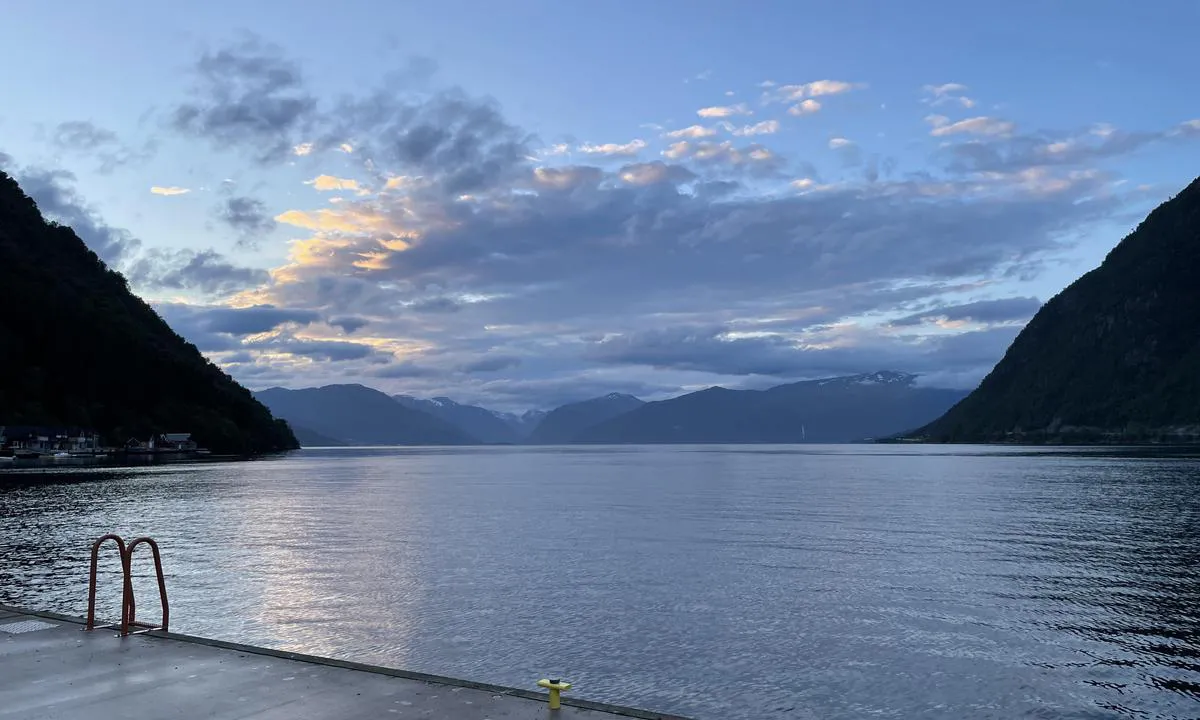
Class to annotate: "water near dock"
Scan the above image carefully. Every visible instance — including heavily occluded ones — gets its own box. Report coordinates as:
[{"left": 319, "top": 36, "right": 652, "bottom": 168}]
[{"left": 2, "top": 445, "right": 1199, "bottom": 719}]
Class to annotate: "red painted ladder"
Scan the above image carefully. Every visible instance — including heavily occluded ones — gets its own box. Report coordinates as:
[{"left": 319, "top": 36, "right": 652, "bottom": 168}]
[{"left": 85, "top": 534, "right": 169, "bottom": 635}]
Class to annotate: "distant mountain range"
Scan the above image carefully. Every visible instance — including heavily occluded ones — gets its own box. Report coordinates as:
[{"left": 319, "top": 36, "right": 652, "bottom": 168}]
[
  {"left": 254, "top": 385, "right": 473, "bottom": 445},
  {"left": 254, "top": 371, "right": 964, "bottom": 447},
  {"left": 917, "top": 175, "right": 1200, "bottom": 443},
  {"left": 526, "top": 393, "right": 645, "bottom": 444},
  {"left": 578, "top": 372, "right": 966, "bottom": 443},
  {"left": 393, "top": 395, "right": 543, "bottom": 444}
]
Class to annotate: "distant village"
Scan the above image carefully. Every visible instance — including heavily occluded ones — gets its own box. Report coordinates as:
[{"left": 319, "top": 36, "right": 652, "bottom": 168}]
[{"left": 0, "top": 427, "right": 207, "bottom": 461}]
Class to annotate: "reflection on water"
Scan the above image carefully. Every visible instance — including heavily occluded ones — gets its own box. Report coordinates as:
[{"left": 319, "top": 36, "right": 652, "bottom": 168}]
[{"left": 2, "top": 445, "right": 1198, "bottom": 719}]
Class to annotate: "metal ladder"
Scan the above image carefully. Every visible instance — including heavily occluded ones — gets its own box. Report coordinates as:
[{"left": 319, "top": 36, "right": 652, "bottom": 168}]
[{"left": 85, "top": 534, "right": 169, "bottom": 635}]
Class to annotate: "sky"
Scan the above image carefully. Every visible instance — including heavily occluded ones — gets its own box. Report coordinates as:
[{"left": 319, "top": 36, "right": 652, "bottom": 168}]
[{"left": 2, "top": 1, "right": 1199, "bottom": 411}]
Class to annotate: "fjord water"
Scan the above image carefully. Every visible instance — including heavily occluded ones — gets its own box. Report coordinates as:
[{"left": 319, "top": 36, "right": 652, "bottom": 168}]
[{"left": 2, "top": 446, "right": 1198, "bottom": 719}]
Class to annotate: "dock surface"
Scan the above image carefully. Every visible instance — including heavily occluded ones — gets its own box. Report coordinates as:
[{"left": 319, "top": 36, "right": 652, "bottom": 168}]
[{"left": 0, "top": 606, "right": 688, "bottom": 720}]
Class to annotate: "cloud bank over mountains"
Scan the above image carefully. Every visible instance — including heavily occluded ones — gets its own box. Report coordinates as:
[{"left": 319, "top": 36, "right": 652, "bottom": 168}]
[{"left": 4, "top": 35, "right": 1197, "bottom": 410}]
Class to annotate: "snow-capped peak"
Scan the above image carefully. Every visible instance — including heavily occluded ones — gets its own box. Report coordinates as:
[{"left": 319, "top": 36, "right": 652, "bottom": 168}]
[
  {"left": 851, "top": 371, "right": 916, "bottom": 385},
  {"left": 817, "top": 371, "right": 916, "bottom": 386}
]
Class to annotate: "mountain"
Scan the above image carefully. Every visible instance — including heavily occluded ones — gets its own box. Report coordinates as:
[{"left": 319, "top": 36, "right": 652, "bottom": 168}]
[
  {"left": 504, "top": 409, "right": 548, "bottom": 439},
  {"left": 255, "top": 385, "right": 475, "bottom": 445},
  {"left": 393, "top": 395, "right": 520, "bottom": 444},
  {"left": 919, "top": 176, "right": 1200, "bottom": 443},
  {"left": 290, "top": 425, "right": 347, "bottom": 447},
  {"left": 576, "top": 372, "right": 967, "bottom": 443},
  {"left": 0, "top": 171, "right": 297, "bottom": 454},
  {"left": 526, "top": 393, "right": 645, "bottom": 444}
]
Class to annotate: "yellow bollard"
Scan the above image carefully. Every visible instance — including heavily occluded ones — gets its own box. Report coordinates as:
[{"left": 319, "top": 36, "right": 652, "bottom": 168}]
[{"left": 537, "top": 678, "right": 572, "bottom": 710}]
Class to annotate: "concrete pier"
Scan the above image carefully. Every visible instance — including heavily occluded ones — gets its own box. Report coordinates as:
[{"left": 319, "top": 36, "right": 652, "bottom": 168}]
[{"left": 0, "top": 606, "right": 691, "bottom": 720}]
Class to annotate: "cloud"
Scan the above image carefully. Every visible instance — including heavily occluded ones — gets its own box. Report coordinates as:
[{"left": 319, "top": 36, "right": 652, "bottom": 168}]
[
  {"left": 8, "top": 161, "right": 266, "bottom": 300},
  {"left": 262, "top": 156, "right": 1116, "bottom": 309},
  {"left": 790, "top": 80, "right": 859, "bottom": 98},
  {"left": 617, "top": 161, "right": 696, "bottom": 186},
  {"left": 729, "top": 120, "right": 780, "bottom": 136},
  {"left": 924, "top": 83, "right": 968, "bottom": 96},
  {"left": 51, "top": 121, "right": 119, "bottom": 151},
  {"left": 539, "top": 143, "right": 571, "bottom": 156},
  {"left": 49, "top": 121, "right": 155, "bottom": 173},
  {"left": 788, "top": 100, "right": 821, "bottom": 116},
  {"left": 660, "top": 140, "right": 781, "bottom": 171},
  {"left": 14, "top": 166, "right": 138, "bottom": 265},
  {"left": 130, "top": 40, "right": 1192, "bottom": 406},
  {"left": 936, "top": 118, "right": 1200, "bottom": 174},
  {"left": 328, "top": 316, "right": 371, "bottom": 333},
  {"left": 216, "top": 196, "right": 275, "bottom": 248},
  {"left": 664, "top": 125, "right": 717, "bottom": 139},
  {"left": 586, "top": 323, "right": 1021, "bottom": 385},
  {"left": 160, "top": 303, "right": 320, "bottom": 338},
  {"left": 828, "top": 137, "right": 854, "bottom": 149},
  {"left": 150, "top": 186, "right": 191, "bottom": 196},
  {"left": 929, "top": 116, "right": 1015, "bottom": 137},
  {"left": 1174, "top": 119, "right": 1200, "bottom": 135},
  {"left": 128, "top": 248, "right": 267, "bottom": 295},
  {"left": 769, "top": 80, "right": 863, "bottom": 104},
  {"left": 250, "top": 338, "right": 376, "bottom": 361},
  {"left": 204, "top": 305, "right": 320, "bottom": 334},
  {"left": 329, "top": 87, "right": 532, "bottom": 197},
  {"left": 170, "top": 36, "right": 319, "bottom": 162},
  {"left": 409, "top": 296, "right": 465, "bottom": 313},
  {"left": 372, "top": 361, "right": 443, "bottom": 378},
  {"left": 533, "top": 165, "right": 604, "bottom": 190},
  {"left": 383, "top": 175, "right": 425, "bottom": 190},
  {"left": 247, "top": 154, "right": 1117, "bottom": 396},
  {"left": 889, "top": 297, "right": 1042, "bottom": 327},
  {"left": 697, "top": 103, "right": 751, "bottom": 118},
  {"left": 306, "top": 174, "right": 361, "bottom": 191},
  {"left": 577, "top": 139, "right": 647, "bottom": 157},
  {"left": 460, "top": 355, "right": 522, "bottom": 373},
  {"left": 807, "top": 80, "right": 857, "bottom": 96},
  {"left": 168, "top": 319, "right": 389, "bottom": 364},
  {"left": 922, "top": 83, "right": 977, "bottom": 109}
]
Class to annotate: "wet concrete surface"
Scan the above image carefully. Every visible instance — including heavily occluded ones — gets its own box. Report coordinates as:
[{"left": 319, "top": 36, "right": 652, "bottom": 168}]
[{"left": 0, "top": 607, "right": 688, "bottom": 720}]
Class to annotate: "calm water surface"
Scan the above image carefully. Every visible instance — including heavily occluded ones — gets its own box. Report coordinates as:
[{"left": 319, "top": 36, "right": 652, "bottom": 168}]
[{"left": 2, "top": 445, "right": 1199, "bottom": 719}]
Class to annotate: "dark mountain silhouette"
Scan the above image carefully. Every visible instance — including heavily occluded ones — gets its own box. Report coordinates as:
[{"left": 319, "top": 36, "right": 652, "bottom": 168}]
[
  {"left": 576, "top": 372, "right": 965, "bottom": 443},
  {"left": 919, "top": 176, "right": 1200, "bottom": 443},
  {"left": 393, "top": 395, "right": 520, "bottom": 444},
  {"left": 255, "top": 384, "right": 474, "bottom": 445},
  {"left": 0, "top": 171, "right": 297, "bottom": 454},
  {"left": 526, "top": 393, "right": 645, "bottom": 444}
]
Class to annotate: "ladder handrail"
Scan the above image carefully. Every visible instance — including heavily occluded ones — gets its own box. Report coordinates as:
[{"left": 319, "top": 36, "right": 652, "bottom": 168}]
[
  {"left": 86, "top": 534, "right": 130, "bottom": 631},
  {"left": 84, "top": 533, "right": 169, "bottom": 635},
  {"left": 125, "top": 537, "right": 169, "bottom": 633}
]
